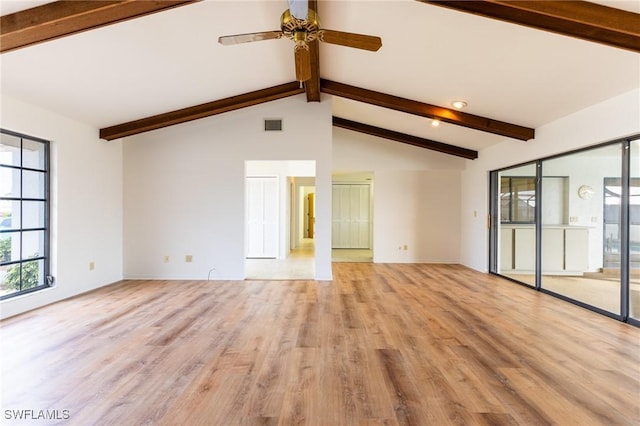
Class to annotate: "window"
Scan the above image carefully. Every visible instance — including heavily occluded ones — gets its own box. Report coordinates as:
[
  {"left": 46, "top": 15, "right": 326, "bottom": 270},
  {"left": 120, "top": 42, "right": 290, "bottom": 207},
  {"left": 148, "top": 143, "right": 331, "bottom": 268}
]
[
  {"left": 500, "top": 176, "right": 536, "bottom": 223},
  {"left": 0, "top": 129, "right": 50, "bottom": 300},
  {"left": 603, "top": 178, "right": 640, "bottom": 263}
]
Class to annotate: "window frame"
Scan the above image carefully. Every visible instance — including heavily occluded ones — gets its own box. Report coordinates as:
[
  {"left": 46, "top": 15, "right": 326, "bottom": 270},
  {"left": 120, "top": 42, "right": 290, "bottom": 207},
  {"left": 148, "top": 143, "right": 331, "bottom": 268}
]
[
  {"left": 0, "top": 129, "right": 51, "bottom": 300},
  {"left": 499, "top": 176, "right": 537, "bottom": 224}
]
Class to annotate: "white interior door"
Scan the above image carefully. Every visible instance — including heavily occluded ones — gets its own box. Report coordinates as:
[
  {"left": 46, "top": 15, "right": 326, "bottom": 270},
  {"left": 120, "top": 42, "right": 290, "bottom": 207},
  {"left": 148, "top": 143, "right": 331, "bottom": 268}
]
[
  {"left": 332, "top": 184, "right": 370, "bottom": 248},
  {"left": 246, "top": 177, "right": 278, "bottom": 258}
]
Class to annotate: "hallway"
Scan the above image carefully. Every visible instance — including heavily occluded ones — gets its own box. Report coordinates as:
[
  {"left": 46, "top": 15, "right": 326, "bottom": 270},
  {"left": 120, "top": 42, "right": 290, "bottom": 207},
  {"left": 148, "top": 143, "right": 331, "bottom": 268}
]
[
  {"left": 245, "top": 239, "right": 315, "bottom": 280},
  {"left": 245, "top": 239, "right": 374, "bottom": 280}
]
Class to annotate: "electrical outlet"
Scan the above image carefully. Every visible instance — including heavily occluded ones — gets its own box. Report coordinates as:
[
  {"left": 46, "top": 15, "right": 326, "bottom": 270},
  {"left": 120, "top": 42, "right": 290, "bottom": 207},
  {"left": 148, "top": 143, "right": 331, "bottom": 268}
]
[
  {"left": 89, "top": 261, "right": 95, "bottom": 271},
  {"left": 403, "top": 245, "right": 408, "bottom": 251},
  {"left": 164, "top": 256, "right": 170, "bottom": 263},
  {"left": 185, "top": 255, "right": 193, "bottom": 263}
]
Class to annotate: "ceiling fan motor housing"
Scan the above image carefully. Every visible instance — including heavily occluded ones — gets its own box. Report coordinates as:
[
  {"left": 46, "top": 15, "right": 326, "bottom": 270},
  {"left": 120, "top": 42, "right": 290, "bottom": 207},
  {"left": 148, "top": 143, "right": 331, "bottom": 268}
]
[{"left": 281, "top": 9, "right": 321, "bottom": 48}]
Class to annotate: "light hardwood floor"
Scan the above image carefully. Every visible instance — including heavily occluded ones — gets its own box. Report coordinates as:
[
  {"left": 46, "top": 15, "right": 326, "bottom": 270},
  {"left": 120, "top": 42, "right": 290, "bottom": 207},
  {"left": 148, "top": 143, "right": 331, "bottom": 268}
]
[{"left": 1, "top": 263, "right": 639, "bottom": 425}]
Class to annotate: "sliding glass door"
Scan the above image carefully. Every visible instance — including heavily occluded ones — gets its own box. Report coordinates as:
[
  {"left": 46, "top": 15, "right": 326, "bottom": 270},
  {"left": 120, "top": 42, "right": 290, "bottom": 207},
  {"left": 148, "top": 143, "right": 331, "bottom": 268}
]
[
  {"left": 496, "top": 163, "right": 537, "bottom": 287},
  {"left": 631, "top": 140, "right": 640, "bottom": 321},
  {"left": 540, "top": 144, "right": 621, "bottom": 315},
  {"left": 490, "top": 135, "right": 640, "bottom": 324}
]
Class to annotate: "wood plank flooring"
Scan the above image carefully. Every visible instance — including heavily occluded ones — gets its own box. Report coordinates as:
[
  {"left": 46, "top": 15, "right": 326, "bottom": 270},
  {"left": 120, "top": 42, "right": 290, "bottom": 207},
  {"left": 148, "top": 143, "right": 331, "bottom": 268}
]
[{"left": 1, "top": 263, "right": 639, "bottom": 425}]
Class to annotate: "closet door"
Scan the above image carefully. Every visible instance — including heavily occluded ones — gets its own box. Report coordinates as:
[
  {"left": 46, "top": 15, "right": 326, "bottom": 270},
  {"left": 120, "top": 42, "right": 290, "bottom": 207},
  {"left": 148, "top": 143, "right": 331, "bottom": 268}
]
[
  {"left": 332, "top": 184, "right": 370, "bottom": 249},
  {"left": 246, "top": 177, "right": 278, "bottom": 258}
]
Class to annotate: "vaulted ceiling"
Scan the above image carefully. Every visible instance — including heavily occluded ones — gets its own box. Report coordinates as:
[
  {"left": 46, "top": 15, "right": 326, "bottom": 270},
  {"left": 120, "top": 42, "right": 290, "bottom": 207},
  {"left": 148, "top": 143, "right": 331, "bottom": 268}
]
[{"left": 1, "top": 1, "right": 639, "bottom": 159}]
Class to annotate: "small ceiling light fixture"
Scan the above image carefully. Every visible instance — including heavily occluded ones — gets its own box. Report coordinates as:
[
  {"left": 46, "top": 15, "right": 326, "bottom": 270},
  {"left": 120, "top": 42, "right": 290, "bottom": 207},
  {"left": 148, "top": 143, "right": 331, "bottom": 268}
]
[
  {"left": 451, "top": 100, "right": 468, "bottom": 109},
  {"left": 431, "top": 119, "right": 441, "bottom": 127}
]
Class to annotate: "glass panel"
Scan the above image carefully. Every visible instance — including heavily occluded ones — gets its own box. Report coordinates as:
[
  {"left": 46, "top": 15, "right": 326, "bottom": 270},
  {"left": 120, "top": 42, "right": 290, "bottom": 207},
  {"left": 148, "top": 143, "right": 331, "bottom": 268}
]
[
  {"left": 630, "top": 140, "right": 640, "bottom": 320},
  {"left": 18, "top": 259, "right": 43, "bottom": 291},
  {"left": 22, "top": 230, "right": 45, "bottom": 259},
  {"left": 22, "top": 170, "right": 45, "bottom": 199},
  {"left": 22, "top": 201, "right": 44, "bottom": 229},
  {"left": 0, "top": 232, "right": 21, "bottom": 263},
  {"left": 1, "top": 263, "right": 21, "bottom": 296},
  {"left": 0, "top": 201, "right": 20, "bottom": 230},
  {"left": 22, "top": 139, "right": 46, "bottom": 170},
  {"left": 604, "top": 178, "right": 624, "bottom": 268},
  {"left": 0, "top": 166, "right": 20, "bottom": 198},
  {"left": 512, "top": 177, "right": 536, "bottom": 222},
  {"left": 0, "top": 260, "right": 45, "bottom": 296},
  {"left": 541, "top": 143, "right": 621, "bottom": 315},
  {"left": 0, "top": 133, "right": 20, "bottom": 167},
  {"left": 498, "top": 163, "right": 537, "bottom": 287},
  {"left": 499, "top": 177, "right": 511, "bottom": 222}
]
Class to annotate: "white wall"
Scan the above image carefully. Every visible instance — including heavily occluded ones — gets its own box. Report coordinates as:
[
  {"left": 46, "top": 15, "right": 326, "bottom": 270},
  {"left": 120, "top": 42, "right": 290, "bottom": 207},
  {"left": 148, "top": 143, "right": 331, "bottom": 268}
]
[
  {"left": 123, "top": 95, "right": 332, "bottom": 280},
  {"left": 461, "top": 88, "right": 640, "bottom": 272},
  {"left": 333, "top": 127, "right": 464, "bottom": 263},
  {"left": 0, "top": 95, "right": 123, "bottom": 319},
  {"left": 374, "top": 170, "right": 462, "bottom": 263}
]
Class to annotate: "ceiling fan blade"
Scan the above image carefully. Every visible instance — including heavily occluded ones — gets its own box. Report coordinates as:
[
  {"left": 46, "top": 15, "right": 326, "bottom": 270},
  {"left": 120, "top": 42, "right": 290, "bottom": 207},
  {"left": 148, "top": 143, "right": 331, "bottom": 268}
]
[
  {"left": 294, "top": 47, "right": 311, "bottom": 82},
  {"left": 288, "top": 0, "right": 309, "bottom": 20},
  {"left": 321, "top": 29, "right": 382, "bottom": 52},
  {"left": 218, "top": 31, "right": 282, "bottom": 46}
]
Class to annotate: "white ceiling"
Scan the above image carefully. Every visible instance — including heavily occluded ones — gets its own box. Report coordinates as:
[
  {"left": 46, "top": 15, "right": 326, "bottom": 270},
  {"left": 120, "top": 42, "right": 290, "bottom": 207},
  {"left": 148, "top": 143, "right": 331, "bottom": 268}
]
[{"left": 1, "top": 0, "right": 639, "bottom": 153}]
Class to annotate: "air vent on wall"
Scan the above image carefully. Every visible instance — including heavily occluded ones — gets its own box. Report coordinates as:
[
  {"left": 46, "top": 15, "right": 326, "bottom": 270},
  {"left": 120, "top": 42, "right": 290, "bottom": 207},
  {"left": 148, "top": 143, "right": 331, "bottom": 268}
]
[{"left": 264, "top": 119, "right": 283, "bottom": 131}]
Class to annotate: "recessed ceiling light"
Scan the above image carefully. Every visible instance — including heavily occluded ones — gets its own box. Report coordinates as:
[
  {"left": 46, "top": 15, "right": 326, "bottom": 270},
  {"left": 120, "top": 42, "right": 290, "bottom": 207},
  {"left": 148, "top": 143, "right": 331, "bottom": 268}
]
[
  {"left": 451, "top": 100, "right": 468, "bottom": 109},
  {"left": 431, "top": 119, "right": 441, "bottom": 127}
]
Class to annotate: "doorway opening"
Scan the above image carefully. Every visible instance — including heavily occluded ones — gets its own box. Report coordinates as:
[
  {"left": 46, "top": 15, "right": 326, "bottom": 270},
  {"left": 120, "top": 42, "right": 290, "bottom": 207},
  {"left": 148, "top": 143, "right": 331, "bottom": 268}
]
[
  {"left": 291, "top": 181, "right": 316, "bottom": 264},
  {"left": 245, "top": 160, "right": 315, "bottom": 279}
]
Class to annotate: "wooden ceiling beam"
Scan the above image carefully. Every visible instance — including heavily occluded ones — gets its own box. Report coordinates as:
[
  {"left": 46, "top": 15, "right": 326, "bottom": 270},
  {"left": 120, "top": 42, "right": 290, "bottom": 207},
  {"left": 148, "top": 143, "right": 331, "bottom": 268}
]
[
  {"left": 333, "top": 116, "right": 478, "bottom": 159},
  {"left": 1, "top": 0, "right": 199, "bottom": 54},
  {"left": 417, "top": 0, "right": 640, "bottom": 53},
  {"left": 99, "top": 82, "right": 304, "bottom": 140},
  {"left": 321, "top": 79, "right": 534, "bottom": 141},
  {"left": 304, "top": 0, "right": 321, "bottom": 102}
]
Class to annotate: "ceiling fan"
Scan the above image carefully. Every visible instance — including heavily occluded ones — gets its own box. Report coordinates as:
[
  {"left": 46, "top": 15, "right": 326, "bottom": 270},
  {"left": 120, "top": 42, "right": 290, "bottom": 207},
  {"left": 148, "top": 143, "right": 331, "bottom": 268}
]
[{"left": 218, "top": 0, "right": 382, "bottom": 82}]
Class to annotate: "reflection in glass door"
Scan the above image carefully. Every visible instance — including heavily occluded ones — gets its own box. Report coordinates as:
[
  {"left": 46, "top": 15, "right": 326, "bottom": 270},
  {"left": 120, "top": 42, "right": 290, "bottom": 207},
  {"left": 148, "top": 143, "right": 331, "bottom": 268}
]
[
  {"left": 540, "top": 144, "right": 621, "bottom": 315},
  {"left": 497, "top": 163, "right": 537, "bottom": 287}
]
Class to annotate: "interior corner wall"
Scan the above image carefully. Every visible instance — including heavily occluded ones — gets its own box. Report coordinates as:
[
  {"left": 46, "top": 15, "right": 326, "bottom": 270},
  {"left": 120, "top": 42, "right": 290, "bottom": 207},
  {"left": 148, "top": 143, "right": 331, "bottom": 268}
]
[
  {"left": 460, "top": 88, "right": 640, "bottom": 273},
  {"left": 0, "top": 95, "right": 124, "bottom": 319},
  {"left": 123, "top": 95, "right": 332, "bottom": 281},
  {"left": 332, "top": 127, "right": 465, "bottom": 263}
]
